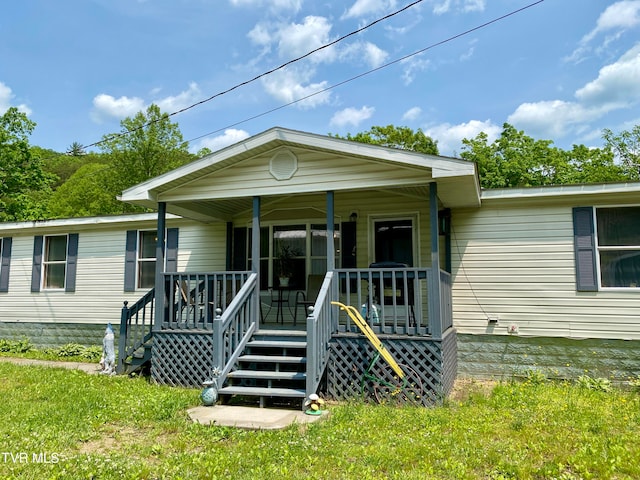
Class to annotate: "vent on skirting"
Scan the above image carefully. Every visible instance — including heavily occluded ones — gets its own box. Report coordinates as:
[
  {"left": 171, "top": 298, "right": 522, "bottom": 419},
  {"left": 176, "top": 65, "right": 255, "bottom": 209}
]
[{"left": 269, "top": 149, "right": 298, "bottom": 180}]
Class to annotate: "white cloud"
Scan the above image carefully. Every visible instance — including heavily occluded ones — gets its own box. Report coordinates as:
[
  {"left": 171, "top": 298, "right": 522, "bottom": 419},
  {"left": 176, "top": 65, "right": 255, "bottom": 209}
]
[
  {"left": 401, "top": 55, "right": 431, "bottom": 85},
  {"left": 261, "top": 68, "right": 332, "bottom": 108},
  {"left": 193, "top": 129, "right": 250, "bottom": 153},
  {"left": 566, "top": 1, "right": 640, "bottom": 63},
  {"left": 330, "top": 106, "right": 375, "bottom": 127},
  {"left": 510, "top": 44, "right": 640, "bottom": 139},
  {"left": 423, "top": 119, "right": 500, "bottom": 156},
  {"left": 402, "top": 106, "right": 422, "bottom": 121},
  {"left": 0, "top": 81, "right": 32, "bottom": 115},
  {"left": 431, "top": 0, "right": 485, "bottom": 15},
  {"left": 229, "top": 0, "right": 302, "bottom": 14},
  {"left": 277, "top": 16, "right": 336, "bottom": 63},
  {"left": 155, "top": 82, "right": 202, "bottom": 113},
  {"left": 91, "top": 93, "right": 145, "bottom": 122},
  {"left": 340, "top": 41, "right": 389, "bottom": 68},
  {"left": 343, "top": 0, "right": 397, "bottom": 19},
  {"left": 575, "top": 43, "right": 640, "bottom": 108},
  {"left": 91, "top": 82, "right": 202, "bottom": 122}
]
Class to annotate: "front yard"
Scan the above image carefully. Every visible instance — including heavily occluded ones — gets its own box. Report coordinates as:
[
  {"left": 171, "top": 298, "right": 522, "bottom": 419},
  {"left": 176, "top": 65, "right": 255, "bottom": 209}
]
[{"left": 1, "top": 361, "right": 639, "bottom": 479}]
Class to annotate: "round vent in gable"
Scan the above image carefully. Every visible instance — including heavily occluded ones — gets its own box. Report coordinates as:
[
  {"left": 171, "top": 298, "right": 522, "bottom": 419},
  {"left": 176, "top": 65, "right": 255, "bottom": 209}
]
[{"left": 269, "top": 149, "right": 298, "bottom": 180}]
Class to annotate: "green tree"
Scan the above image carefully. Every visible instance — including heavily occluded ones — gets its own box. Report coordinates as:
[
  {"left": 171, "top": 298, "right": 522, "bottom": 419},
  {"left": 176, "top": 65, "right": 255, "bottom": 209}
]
[
  {"left": 603, "top": 125, "right": 640, "bottom": 180},
  {"left": 47, "top": 163, "right": 125, "bottom": 218},
  {"left": 0, "top": 108, "right": 53, "bottom": 221},
  {"left": 460, "top": 123, "right": 627, "bottom": 189},
  {"left": 330, "top": 125, "right": 439, "bottom": 155},
  {"left": 99, "top": 104, "right": 193, "bottom": 194}
]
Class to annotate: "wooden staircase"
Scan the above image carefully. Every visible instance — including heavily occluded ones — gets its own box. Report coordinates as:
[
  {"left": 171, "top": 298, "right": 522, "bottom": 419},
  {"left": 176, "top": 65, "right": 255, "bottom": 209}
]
[
  {"left": 218, "top": 330, "right": 308, "bottom": 408},
  {"left": 121, "top": 340, "right": 152, "bottom": 375}
]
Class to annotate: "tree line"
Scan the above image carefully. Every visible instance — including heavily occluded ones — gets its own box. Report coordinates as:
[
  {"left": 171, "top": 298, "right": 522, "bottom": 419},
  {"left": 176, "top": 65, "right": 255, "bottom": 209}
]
[{"left": 1, "top": 106, "right": 639, "bottom": 222}]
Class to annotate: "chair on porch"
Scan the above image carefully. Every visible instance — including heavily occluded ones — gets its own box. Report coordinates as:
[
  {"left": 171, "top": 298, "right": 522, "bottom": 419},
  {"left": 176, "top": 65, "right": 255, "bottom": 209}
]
[{"left": 294, "top": 274, "right": 324, "bottom": 325}]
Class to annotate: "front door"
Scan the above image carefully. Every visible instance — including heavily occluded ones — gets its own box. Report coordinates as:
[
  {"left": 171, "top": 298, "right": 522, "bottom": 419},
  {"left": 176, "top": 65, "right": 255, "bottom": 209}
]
[{"left": 373, "top": 219, "right": 414, "bottom": 266}]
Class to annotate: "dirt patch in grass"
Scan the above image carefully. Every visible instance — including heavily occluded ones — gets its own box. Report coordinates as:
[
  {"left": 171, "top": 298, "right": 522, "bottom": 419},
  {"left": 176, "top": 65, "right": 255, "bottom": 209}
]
[{"left": 448, "top": 377, "right": 497, "bottom": 402}]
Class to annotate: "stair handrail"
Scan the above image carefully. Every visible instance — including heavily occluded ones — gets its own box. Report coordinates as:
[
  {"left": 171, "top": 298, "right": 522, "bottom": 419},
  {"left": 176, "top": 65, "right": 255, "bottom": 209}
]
[
  {"left": 306, "top": 271, "right": 335, "bottom": 397},
  {"left": 211, "top": 272, "right": 258, "bottom": 389},
  {"left": 117, "top": 288, "right": 155, "bottom": 374}
]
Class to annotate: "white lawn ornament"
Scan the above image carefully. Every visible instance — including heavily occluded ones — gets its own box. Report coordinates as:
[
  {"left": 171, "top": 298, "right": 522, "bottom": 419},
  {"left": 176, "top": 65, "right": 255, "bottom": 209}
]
[
  {"left": 304, "top": 393, "right": 326, "bottom": 415},
  {"left": 100, "top": 323, "right": 116, "bottom": 375}
]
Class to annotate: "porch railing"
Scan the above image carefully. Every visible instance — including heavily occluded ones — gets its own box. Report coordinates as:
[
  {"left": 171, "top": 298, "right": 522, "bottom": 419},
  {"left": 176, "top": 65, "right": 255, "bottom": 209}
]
[
  {"left": 211, "top": 272, "right": 258, "bottom": 389},
  {"left": 334, "top": 267, "right": 452, "bottom": 337},
  {"left": 306, "top": 271, "right": 335, "bottom": 396},
  {"left": 116, "top": 288, "right": 155, "bottom": 374},
  {"left": 162, "top": 271, "right": 251, "bottom": 330}
]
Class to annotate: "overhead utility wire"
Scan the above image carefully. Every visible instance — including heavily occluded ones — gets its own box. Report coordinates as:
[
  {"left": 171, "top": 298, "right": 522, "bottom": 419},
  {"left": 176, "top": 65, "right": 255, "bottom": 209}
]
[
  {"left": 80, "top": 0, "right": 424, "bottom": 151},
  {"left": 187, "top": 0, "right": 545, "bottom": 145}
]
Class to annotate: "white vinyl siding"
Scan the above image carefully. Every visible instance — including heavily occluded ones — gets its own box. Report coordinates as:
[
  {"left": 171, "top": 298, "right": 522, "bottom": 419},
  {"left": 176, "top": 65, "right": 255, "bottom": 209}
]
[
  {"left": 452, "top": 199, "right": 640, "bottom": 340},
  {"left": 0, "top": 218, "right": 225, "bottom": 326}
]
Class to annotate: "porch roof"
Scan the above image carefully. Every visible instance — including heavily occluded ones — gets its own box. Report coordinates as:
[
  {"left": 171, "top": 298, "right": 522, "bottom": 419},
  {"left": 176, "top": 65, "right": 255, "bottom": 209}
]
[{"left": 119, "top": 127, "right": 481, "bottom": 222}]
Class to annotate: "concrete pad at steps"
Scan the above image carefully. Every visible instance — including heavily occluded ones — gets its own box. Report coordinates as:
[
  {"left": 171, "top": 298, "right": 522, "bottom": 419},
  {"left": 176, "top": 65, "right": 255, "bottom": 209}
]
[{"left": 187, "top": 405, "right": 329, "bottom": 430}]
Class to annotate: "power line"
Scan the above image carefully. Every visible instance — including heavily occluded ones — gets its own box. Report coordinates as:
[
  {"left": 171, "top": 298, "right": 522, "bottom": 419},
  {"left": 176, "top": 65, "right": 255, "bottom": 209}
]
[
  {"left": 187, "top": 0, "right": 545, "bottom": 147},
  {"left": 80, "top": 0, "right": 425, "bottom": 152}
]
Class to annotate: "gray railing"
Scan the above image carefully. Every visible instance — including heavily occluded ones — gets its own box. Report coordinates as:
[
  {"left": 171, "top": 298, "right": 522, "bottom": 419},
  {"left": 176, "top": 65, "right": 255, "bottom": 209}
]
[
  {"left": 335, "top": 267, "right": 436, "bottom": 336},
  {"left": 440, "top": 270, "right": 453, "bottom": 333},
  {"left": 117, "top": 288, "right": 155, "bottom": 374},
  {"left": 306, "top": 271, "right": 335, "bottom": 396},
  {"left": 162, "top": 271, "right": 251, "bottom": 330},
  {"left": 211, "top": 273, "right": 258, "bottom": 389}
]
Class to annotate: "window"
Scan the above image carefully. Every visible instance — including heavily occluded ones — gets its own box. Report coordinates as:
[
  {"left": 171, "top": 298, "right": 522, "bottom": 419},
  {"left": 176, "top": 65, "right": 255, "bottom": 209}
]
[
  {"left": 124, "top": 228, "right": 179, "bottom": 292},
  {"left": 31, "top": 234, "right": 79, "bottom": 292},
  {"left": 138, "top": 230, "right": 157, "bottom": 289},
  {"left": 573, "top": 206, "right": 640, "bottom": 291},
  {"left": 596, "top": 207, "right": 640, "bottom": 288},
  {"left": 373, "top": 218, "right": 414, "bottom": 266},
  {"left": 43, "top": 235, "right": 68, "bottom": 289},
  {"left": 0, "top": 237, "right": 12, "bottom": 293}
]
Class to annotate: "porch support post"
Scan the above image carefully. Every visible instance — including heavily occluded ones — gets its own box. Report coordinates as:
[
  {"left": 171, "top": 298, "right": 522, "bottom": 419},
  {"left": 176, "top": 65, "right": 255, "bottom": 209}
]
[
  {"left": 154, "top": 201, "right": 167, "bottom": 330},
  {"left": 326, "top": 191, "right": 335, "bottom": 271},
  {"left": 429, "top": 183, "right": 443, "bottom": 339},
  {"left": 252, "top": 196, "right": 261, "bottom": 329}
]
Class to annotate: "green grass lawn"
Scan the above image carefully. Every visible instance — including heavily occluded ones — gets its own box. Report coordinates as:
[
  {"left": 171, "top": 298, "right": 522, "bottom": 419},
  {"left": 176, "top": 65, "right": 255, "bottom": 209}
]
[{"left": 1, "top": 362, "right": 639, "bottom": 480}]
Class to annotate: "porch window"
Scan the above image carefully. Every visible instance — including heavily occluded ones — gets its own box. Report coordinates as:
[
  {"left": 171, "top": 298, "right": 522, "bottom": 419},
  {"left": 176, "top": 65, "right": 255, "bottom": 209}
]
[
  {"left": 373, "top": 218, "right": 414, "bottom": 266},
  {"left": 248, "top": 223, "right": 340, "bottom": 290},
  {"left": 596, "top": 206, "right": 640, "bottom": 288}
]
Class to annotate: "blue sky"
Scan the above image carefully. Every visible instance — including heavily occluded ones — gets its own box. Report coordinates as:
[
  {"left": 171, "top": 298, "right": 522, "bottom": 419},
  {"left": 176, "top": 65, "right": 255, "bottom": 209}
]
[{"left": 1, "top": 0, "right": 639, "bottom": 157}]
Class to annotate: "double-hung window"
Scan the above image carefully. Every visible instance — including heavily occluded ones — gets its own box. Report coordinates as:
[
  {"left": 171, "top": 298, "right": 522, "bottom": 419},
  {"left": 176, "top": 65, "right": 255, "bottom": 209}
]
[
  {"left": 573, "top": 206, "right": 640, "bottom": 290},
  {"left": 124, "top": 228, "right": 179, "bottom": 292},
  {"left": 31, "top": 234, "right": 79, "bottom": 292},
  {"left": 596, "top": 206, "right": 640, "bottom": 288}
]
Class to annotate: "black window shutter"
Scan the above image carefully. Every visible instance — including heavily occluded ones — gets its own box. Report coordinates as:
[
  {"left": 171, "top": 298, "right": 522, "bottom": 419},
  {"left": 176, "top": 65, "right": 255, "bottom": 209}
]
[
  {"left": 0, "top": 237, "right": 13, "bottom": 293},
  {"left": 31, "top": 236, "right": 44, "bottom": 292},
  {"left": 165, "top": 228, "right": 179, "bottom": 272},
  {"left": 232, "top": 227, "right": 247, "bottom": 270},
  {"left": 124, "top": 230, "right": 137, "bottom": 292},
  {"left": 573, "top": 207, "right": 598, "bottom": 291},
  {"left": 65, "top": 233, "right": 79, "bottom": 292}
]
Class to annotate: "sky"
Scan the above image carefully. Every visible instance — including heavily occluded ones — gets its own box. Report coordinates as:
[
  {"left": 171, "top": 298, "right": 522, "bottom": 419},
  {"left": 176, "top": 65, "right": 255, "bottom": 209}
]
[{"left": 1, "top": 0, "right": 639, "bottom": 157}]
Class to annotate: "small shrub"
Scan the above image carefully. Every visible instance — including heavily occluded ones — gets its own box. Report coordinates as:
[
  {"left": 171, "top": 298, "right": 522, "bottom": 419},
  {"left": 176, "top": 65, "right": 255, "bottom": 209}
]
[
  {"left": 524, "top": 369, "right": 547, "bottom": 385},
  {"left": 577, "top": 375, "right": 612, "bottom": 392},
  {"left": 55, "top": 343, "right": 102, "bottom": 361},
  {"left": 628, "top": 375, "right": 640, "bottom": 392},
  {"left": 0, "top": 337, "right": 33, "bottom": 353}
]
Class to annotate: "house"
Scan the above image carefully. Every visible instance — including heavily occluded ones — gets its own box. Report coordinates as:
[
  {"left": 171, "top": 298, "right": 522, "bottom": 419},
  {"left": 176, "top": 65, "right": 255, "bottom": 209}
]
[{"left": 1, "top": 127, "right": 639, "bottom": 406}]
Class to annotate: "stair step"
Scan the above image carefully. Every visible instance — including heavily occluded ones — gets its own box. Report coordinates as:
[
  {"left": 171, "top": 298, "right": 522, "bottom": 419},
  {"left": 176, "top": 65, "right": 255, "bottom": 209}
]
[
  {"left": 228, "top": 370, "right": 306, "bottom": 380},
  {"left": 238, "top": 354, "right": 306, "bottom": 364},
  {"left": 218, "top": 386, "right": 306, "bottom": 398},
  {"left": 248, "top": 340, "right": 307, "bottom": 349},
  {"left": 255, "top": 329, "right": 307, "bottom": 337}
]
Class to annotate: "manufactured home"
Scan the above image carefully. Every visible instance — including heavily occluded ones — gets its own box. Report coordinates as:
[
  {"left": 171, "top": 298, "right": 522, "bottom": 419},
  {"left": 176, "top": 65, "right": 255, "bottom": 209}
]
[{"left": 1, "top": 127, "right": 639, "bottom": 405}]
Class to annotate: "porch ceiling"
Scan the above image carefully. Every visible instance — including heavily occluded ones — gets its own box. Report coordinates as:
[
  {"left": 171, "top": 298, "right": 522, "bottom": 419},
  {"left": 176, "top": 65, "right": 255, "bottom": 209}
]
[{"left": 120, "top": 127, "right": 480, "bottom": 222}]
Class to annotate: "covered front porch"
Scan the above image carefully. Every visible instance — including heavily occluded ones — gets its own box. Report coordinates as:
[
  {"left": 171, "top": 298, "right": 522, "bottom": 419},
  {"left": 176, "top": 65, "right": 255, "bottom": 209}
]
[{"left": 117, "top": 128, "right": 479, "bottom": 405}]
